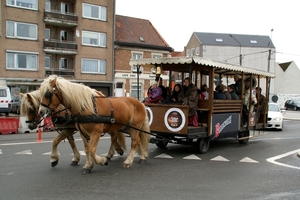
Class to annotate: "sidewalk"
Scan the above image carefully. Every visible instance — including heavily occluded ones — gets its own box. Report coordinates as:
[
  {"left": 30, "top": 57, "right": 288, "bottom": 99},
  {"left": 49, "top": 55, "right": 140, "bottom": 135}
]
[{"left": 282, "top": 111, "right": 300, "bottom": 121}]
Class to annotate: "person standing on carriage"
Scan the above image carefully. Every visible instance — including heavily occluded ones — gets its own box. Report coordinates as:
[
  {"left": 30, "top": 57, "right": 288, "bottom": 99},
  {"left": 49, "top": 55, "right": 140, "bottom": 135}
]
[{"left": 178, "top": 77, "right": 199, "bottom": 126}]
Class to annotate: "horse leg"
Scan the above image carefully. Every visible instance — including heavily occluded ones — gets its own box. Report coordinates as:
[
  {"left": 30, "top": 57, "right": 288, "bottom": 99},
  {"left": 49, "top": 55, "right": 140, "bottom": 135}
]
[
  {"left": 66, "top": 132, "right": 80, "bottom": 166},
  {"left": 123, "top": 130, "right": 140, "bottom": 168},
  {"left": 88, "top": 131, "right": 108, "bottom": 167},
  {"left": 80, "top": 132, "right": 94, "bottom": 174},
  {"left": 106, "top": 132, "right": 126, "bottom": 160},
  {"left": 137, "top": 118, "right": 151, "bottom": 164},
  {"left": 51, "top": 131, "right": 69, "bottom": 167}
]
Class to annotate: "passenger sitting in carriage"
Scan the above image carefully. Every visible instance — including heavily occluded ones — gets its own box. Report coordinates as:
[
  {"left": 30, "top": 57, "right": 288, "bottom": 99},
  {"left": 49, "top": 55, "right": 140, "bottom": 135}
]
[
  {"left": 178, "top": 77, "right": 199, "bottom": 126},
  {"left": 145, "top": 81, "right": 162, "bottom": 103}
]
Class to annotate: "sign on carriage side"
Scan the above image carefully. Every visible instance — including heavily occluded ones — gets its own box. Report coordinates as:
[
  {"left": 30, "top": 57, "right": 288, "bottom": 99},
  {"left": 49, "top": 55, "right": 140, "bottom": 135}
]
[{"left": 164, "top": 108, "right": 186, "bottom": 132}]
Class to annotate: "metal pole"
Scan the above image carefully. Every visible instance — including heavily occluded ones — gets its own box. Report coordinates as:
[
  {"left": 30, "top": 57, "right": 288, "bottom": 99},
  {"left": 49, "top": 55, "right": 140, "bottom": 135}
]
[{"left": 230, "top": 34, "right": 242, "bottom": 66}]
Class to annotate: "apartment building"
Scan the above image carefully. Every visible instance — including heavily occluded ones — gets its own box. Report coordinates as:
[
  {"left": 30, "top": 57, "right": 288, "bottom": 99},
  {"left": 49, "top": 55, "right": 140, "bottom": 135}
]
[
  {"left": 0, "top": 0, "right": 115, "bottom": 96},
  {"left": 114, "top": 15, "right": 173, "bottom": 101}
]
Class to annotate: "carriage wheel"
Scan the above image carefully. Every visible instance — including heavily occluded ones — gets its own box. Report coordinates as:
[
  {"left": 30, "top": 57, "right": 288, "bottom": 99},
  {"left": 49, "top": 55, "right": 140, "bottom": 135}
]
[
  {"left": 239, "top": 131, "right": 249, "bottom": 144},
  {"left": 294, "top": 106, "right": 297, "bottom": 111},
  {"left": 155, "top": 136, "right": 168, "bottom": 149},
  {"left": 195, "top": 138, "right": 210, "bottom": 154}
]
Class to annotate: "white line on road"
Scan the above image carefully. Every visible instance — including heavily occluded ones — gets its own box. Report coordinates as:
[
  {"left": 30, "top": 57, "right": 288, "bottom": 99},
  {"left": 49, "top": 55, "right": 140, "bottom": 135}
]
[
  {"left": 266, "top": 148, "right": 300, "bottom": 170},
  {"left": 0, "top": 137, "right": 110, "bottom": 146}
]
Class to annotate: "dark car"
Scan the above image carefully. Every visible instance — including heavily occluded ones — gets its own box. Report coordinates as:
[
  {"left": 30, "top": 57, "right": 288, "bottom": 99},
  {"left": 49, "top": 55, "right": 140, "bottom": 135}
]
[
  {"left": 284, "top": 100, "right": 300, "bottom": 111},
  {"left": 11, "top": 95, "right": 21, "bottom": 114}
]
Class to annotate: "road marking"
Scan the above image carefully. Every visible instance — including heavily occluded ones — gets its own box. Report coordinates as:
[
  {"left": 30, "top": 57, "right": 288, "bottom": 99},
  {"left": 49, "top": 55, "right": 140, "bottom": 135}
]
[
  {"left": 155, "top": 153, "right": 173, "bottom": 159},
  {"left": 183, "top": 154, "right": 201, "bottom": 160},
  {"left": 42, "top": 151, "right": 60, "bottom": 155},
  {"left": 0, "top": 137, "right": 110, "bottom": 146},
  {"left": 79, "top": 151, "right": 86, "bottom": 155},
  {"left": 266, "top": 149, "right": 300, "bottom": 170},
  {"left": 0, "top": 149, "right": 2, "bottom": 154},
  {"left": 239, "top": 157, "right": 259, "bottom": 163},
  {"left": 15, "top": 150, "right": 32, "bottom": 155},
  {"left": 211, "top": 155, "right": 229, "bottom": 162}
]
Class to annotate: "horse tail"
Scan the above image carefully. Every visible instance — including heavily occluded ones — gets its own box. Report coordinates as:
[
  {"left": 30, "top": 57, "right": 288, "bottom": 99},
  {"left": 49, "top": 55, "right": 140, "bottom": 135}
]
[
  {"left": 117, "top": 132, "right": 126, "bottom": 151},
  {"left": 137, "top": 114, "right": 150, "bottom": 157}
]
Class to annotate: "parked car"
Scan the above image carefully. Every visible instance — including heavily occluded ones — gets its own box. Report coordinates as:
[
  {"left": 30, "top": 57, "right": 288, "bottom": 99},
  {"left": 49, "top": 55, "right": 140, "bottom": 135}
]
[
  {"left": 284, "top": 100, "right": 300, "bottom": 111},
  {"left": 11, "top": 95, "right": 21, "bottom": 114},
  {"left": 267, "top": 103, "right": 283, "bottom": 131},
  {"left": 0, "top": 86, "right": 12, "bottom": 116}
]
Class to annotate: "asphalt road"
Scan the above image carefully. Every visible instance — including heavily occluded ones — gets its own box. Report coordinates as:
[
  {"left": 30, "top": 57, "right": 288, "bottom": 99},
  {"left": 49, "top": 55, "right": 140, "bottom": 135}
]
[{"left": 0, "top": 112, "right": 300, "bottom": 200}]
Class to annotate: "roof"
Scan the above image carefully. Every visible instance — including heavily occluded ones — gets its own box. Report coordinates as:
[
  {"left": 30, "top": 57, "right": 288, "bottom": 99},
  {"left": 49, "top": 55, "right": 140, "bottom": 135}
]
[
  {"left": 130, "top": 57, "right": 275, "bottom": 78},
  {"left": 278, "top": 61, "right": 292, "bottom": 71},
  {"left": 115, "top": 15, "right": 172, "bottom": 51},
  {"left": 194, "top": 32, "right": 275, "bottom": 48}
]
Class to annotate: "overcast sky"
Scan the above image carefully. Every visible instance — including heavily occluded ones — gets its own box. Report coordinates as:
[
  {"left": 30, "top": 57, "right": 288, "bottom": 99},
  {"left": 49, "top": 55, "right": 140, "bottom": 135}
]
[{"left": 116, "top": 0, "right": 300, "bottom": 67}]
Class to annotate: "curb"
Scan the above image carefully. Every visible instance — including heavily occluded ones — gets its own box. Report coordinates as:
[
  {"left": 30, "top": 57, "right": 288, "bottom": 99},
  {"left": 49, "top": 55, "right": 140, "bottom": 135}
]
[{"left": 283, "top": 117, "right": 300, "bottom": 121}]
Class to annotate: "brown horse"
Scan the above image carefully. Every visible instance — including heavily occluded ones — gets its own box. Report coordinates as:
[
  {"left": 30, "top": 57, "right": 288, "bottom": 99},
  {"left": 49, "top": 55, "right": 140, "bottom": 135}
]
[
  {"left": 38, "top": 75, "right": 150, "bottom": 173},
  {"left": 21, "top": 90, "right": 126, "bottom": 169}
]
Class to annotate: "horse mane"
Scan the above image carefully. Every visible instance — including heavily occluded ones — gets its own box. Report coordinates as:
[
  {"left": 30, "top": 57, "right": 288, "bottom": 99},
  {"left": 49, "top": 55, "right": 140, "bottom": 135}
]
[
  {"left": 20, "top": 90, "right": 40, "bottom": 117},
  {"left": 40, "top": 75, "right": 104, "bottom": 114}
]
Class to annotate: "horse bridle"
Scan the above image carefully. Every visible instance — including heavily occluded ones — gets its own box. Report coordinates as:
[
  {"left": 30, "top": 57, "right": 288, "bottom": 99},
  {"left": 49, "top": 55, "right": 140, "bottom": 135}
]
[{"left": 40, "top": 87, "right": 63, "bottom": 112}]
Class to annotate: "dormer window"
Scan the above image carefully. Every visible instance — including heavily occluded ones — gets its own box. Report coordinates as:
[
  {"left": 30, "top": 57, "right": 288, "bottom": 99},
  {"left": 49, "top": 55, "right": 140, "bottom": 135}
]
[
  {"left": 250, "top": 40, "right": 257, "bottom": 44},
  {"left": 216, "top": 38, "right": 223, "bottom": 42}
]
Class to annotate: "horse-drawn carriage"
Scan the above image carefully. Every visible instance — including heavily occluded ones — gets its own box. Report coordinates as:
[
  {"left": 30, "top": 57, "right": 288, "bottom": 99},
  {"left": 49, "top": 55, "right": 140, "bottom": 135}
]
[
  {"left": 130, "top": 57, "right": 275, "bottom": 153},
  {"left": 21, "top": 57, "right": 274, "bottom": 173}
]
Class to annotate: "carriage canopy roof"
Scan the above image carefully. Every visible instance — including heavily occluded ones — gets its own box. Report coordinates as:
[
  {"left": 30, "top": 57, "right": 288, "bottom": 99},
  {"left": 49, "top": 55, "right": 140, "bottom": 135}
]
[{"left": 129, "top": 57, "right": 275, "bottom": 78}]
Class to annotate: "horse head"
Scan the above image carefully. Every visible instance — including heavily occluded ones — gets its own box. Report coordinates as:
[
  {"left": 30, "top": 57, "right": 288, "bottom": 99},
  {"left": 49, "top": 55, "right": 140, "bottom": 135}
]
[
  {"left": 39, "top": 75, "right": 63, "bottom": 117},
  {"left": 20, "top": 91, "right": 41, "bottom": 130}
]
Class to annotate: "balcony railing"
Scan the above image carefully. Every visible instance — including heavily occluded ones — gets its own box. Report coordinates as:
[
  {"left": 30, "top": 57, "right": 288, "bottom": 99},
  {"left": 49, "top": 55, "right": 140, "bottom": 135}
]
[
  {"left": 44, "top": 39, "right": 77, "bottom": 55},
  {"left": 44, "top": 9, "right": 78, "bottom": 27},
  {"left": 45, "top": 68, "right": 75, "bottom": 77}
]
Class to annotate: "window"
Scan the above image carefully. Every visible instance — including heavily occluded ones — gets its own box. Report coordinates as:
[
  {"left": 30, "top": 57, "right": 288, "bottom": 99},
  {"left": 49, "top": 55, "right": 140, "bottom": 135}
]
[
  {"left": 82, "top": 31, "right": 106, "bottom": 47},
  {"left": 6, "top": 51, "right": 38, "bottom": 70},
  {"left": 132, "top": 52, "right": 143, "bottom": 73},
  {"left": 191, "top": 48, "right": 195, "bottom": 57},
  {"left": 196, "top": 47, "right": 200, "bottom": 55},
  {"left": 152, "top": 54, "right": 162, "bottom": 58},
  {"left": 82, "top": 58, "right": 106, "bottom": 74},
  {"left": 83, "top": 3, "right": 107, "bottom": 21},
  {"left": 45, "top": 0, "right": 51, "bottom": 11},
  {"left": 216, "top": 38, "right": 223, "bottom": 42},
  {"left": 250, "top": 40, "right": 257, "bottom": 44},
  {"left": 130, "top": 83, "right": 142, "bottom": 100},
  {"left": 60, "top": 30, "right": 67, "bottom": 41},
  {"left": 45, "top": 28, "right": 50, "bottom": 40},
  {"left": 6, "top": 0, "right": 38, "bottom": 10},
  {"left": 186, "top": 49, "right": 190, "bottom": 57},
  {"left": 60, "top": 58, "right": 67, "bottom": 69},
  {"left": 45, "top": 56, "right": 51, "bottom": 69},
  {"left": 6, "top": 21, "right": 37, "bottom": 40},
  {"left": 61, "top": 2, "right": 69, "bottom": 14}
]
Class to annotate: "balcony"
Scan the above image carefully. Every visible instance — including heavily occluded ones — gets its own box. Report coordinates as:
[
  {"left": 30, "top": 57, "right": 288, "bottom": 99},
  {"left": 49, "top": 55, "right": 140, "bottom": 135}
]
[
  {"left": 44, "top": 39, "right": 77, "bottom": 55},
  {"left": 45, "top": 68, "right": 75, "bottom": 77},
  {"left": 44, "top": 9, "right": 78, "bottom": 27}
]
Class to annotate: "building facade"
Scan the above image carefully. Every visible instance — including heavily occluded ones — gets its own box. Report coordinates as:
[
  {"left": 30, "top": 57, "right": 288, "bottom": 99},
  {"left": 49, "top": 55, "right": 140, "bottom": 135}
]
[
  {"left": 114, "top": 15, "right": 173, "bottom": 101},
  {"left": 184, "top": 32, "right": 276, "bottom": 95},
  {"left": 0, "top": 0, "right": 115, "bottom": 96}
]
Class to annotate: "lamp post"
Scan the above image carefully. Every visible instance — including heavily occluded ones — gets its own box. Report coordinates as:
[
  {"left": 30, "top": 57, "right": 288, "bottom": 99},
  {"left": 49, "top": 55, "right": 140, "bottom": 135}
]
[{"left": 230, "top": 34, "right": 242, "bottom": 66}]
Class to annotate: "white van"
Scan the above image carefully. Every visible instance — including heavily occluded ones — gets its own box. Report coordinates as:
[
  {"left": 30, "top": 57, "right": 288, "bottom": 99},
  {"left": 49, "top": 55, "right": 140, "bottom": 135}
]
[{"left": 0, "top": 86, "right": 12, "bottom": 116}]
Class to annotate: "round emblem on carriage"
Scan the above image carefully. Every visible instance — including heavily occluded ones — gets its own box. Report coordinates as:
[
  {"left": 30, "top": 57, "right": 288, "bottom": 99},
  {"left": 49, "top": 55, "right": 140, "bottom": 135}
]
[
  {"left": 164, "top": 108, "right": 185, "bottom": 132},
  {"left": 145, "top": 106, "right": 153, "bottom": 126}
]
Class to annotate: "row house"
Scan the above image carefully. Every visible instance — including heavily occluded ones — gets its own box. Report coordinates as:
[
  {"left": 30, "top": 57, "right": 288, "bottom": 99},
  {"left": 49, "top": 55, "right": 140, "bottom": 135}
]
[{"left": 114, "top": 15, "right": 173, "bottom": 101}]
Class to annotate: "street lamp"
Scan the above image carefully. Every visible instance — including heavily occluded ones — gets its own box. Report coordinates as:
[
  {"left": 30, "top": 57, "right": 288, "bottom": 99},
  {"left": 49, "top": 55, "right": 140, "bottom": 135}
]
[{"left": 230, "top": 34, "right": 242, "bottom": 66}]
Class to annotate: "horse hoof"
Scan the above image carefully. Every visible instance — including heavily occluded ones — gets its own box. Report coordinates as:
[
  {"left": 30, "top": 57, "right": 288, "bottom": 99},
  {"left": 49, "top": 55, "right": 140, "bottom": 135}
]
[
  {"left": 51, "top": 160, "right": 58, "bottom": 167},
  {"left": 82, "top": 168, "right": 91, "bottom": 174},
  {"left": 116, "top": 149, "right": 124, "bottom": 156},
  {"left": 70, "top": 161, "right": 78, "bottom": 166},
  {"left": 104, "top": 161, "right": 108, "bottom": 166},
  {"left": 106, "top": 156, "right": 111, "bottom": 161},
  {"left": 139, "top": 159, "right": 146, "bottom": 164}
]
